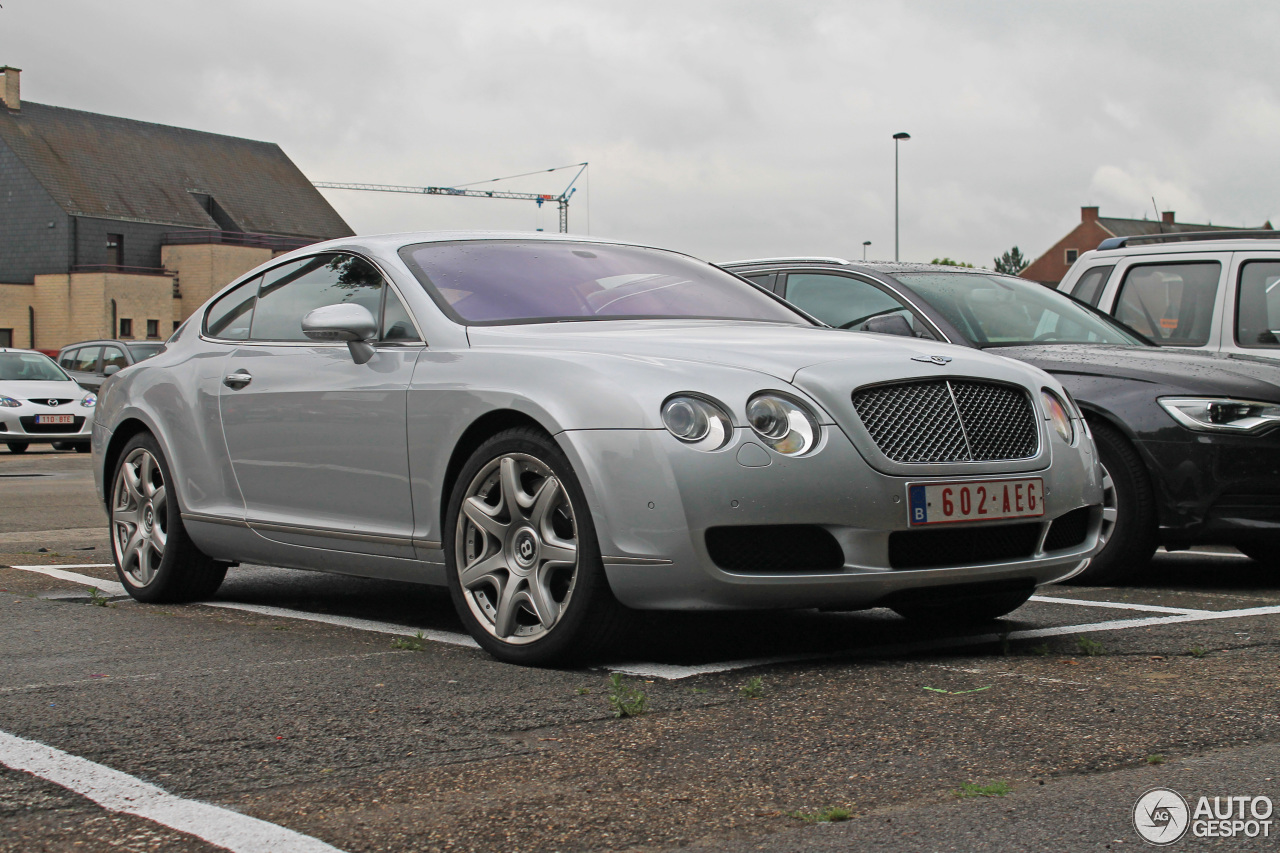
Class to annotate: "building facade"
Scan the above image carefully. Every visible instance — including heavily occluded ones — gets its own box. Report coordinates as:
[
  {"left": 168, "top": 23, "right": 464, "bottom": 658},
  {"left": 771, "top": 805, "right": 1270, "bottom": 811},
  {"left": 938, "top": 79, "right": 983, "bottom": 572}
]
[{"left": 0, "top": 66, "right": 353, "bottom": 350}]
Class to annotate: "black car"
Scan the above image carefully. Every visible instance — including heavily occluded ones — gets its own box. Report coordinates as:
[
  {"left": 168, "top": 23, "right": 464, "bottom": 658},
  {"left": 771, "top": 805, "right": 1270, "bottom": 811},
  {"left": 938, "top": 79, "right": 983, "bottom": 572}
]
[{"left": 722, "top": 258, "right": 1280, "bottom": 583}]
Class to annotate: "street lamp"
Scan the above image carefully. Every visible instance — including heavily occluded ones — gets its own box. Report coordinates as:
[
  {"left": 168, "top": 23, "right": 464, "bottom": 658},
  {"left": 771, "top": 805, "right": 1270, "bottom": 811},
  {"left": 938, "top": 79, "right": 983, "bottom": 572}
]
[
  {"left": 862, "top": 240, "right": 871, "bottom": 261},
  {"left": 893, "top": 132, "right": 911, "bottom": 262}
]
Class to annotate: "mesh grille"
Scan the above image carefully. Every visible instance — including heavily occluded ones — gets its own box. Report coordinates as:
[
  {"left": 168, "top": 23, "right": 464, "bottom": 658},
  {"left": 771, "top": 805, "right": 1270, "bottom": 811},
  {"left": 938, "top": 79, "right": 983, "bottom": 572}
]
[
  {"left": 705, "top": 525, "right": 844, "bottom": 573},
  {"left": 1044, "top": 506, "right": 1093, "bottom": 551},
  {"left": 851, "top": 380, "right": 1038, "bottom": 463}
]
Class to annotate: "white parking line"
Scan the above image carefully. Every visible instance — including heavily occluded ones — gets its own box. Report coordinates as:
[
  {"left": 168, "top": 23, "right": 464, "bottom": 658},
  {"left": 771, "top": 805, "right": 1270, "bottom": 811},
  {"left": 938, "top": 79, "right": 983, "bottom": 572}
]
[
  {"left": 1029, "top": 595, "right": 1210, "bottom": 615},
  {"left": 0, "top": 728, "right": 346, "bottom": 853},
  {"left": 8, "top": 564, "right": 125, "bottom": 596},
  {"left": 9, "top": 563, "right": 1279, "bottom": 680}
]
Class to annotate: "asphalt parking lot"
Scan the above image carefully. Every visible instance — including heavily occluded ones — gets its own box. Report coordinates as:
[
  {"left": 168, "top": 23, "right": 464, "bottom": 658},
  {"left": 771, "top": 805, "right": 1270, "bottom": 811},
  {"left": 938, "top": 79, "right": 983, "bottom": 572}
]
[{"left": 3, "top": 448, "right": 1280, "bottom": 852}]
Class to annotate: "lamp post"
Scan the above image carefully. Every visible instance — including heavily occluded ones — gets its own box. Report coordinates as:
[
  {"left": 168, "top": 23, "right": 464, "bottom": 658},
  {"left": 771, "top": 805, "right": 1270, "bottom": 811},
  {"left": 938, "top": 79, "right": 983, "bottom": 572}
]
[
  {"left": 862, "top": 240, "right": 871, "bottom": 261},
  {"left": 893, "top": 132, "right": 910, "bottom": 262}
]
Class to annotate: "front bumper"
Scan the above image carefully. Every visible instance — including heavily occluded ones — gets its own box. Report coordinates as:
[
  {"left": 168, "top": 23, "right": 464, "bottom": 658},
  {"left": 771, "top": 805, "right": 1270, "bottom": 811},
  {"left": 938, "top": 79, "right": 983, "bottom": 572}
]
[
  {"left": 0, "top": 405, "right": 94, "bottom": 445},
  {"left": 558, "top": 425, "right": 1103, "bottom": 610}
]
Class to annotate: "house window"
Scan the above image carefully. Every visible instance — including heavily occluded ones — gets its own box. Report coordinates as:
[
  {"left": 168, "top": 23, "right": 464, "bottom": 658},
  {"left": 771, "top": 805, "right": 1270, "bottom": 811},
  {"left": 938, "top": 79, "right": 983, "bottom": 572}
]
[
  {"left": 119, "top": 318, "right": 133, "bottom": 338},
  {"left": 0, "top": 329, "right": 12, "bottom": 347},
  {"left": 173, "top": 321, "right": 182, "bottom": 332},
  {"left": 1065, "top": 249, "right": 1079, "bottom": 264},
  {"left": 106, "top": 234, "right": 125, "bottom": 267},
  {"left": 146, "top": 319, "right": 160, "bottom": 338}
]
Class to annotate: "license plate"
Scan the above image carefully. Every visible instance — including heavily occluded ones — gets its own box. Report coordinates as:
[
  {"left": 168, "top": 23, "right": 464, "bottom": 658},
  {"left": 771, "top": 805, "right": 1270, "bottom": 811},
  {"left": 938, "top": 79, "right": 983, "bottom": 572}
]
[
  {"left": 907, "top": 478, "right": 1044, "bottom": 525},
  {"left": 35, "top": 414, "right": 74, "bottom": 425}
]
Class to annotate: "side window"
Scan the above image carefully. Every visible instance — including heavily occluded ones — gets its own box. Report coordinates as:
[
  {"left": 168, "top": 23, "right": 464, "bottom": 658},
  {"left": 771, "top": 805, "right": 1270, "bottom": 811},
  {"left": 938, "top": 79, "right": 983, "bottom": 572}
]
[
  {"left": 59, "top": 348, "right": 79, "bottom": 370},
  {"left": 72, "top": 346, "right": 101, "bottom": 373},
  {"left": 741, "top": 273, "right": 776, "bottom": 292},
  {"left": 206, "top": 275, "right": 261, "bottom": 340},
  {"left": 1235, "top": 260, "right": 1280, "bottom": 348},
  {"left": 1114, "top": 262, "right": 1221, "bottom": 346},
  {"left": 249, "top": 254, "right": 383, "bottom": 341},
  {"left": 784, "top": 273, "right": 935, "bottom": 338},
  {"left": 381, "top": 288, "right": 422, "bottom": 342},
  {"left": 101, "top": 346, "right": 128, "bottom": 373},
  {"left": 1071, "top": 265, "right": 1114, "bottom": 307}
]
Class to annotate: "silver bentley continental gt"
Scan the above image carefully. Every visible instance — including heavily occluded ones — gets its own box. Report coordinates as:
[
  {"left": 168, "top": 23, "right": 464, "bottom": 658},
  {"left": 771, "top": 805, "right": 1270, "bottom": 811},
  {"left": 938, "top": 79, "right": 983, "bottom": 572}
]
[{"left": 92, "top": 232, "right": 1104, "bottom": 664}]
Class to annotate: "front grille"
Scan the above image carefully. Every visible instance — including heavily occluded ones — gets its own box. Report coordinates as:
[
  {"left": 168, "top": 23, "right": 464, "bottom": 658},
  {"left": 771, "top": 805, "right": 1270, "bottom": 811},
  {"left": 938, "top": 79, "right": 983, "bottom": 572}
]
[
  {"left": 851, "top": 379, "right": 1038, "bottom": 463},
  {"left": 25, "top": 399, "right": 74, "bottom": 407},
  {"left": 1044, "top": 506, "right": 1093, "bottom": 551},
  {"left": 705, "top": 525, "right": 844, "bottom": 573},
  {"left": 888, "top": 522, "right": 1041, "bottom": 569},
  {"left": 18, "top": 416, "right": 85, "bottom": 434}
]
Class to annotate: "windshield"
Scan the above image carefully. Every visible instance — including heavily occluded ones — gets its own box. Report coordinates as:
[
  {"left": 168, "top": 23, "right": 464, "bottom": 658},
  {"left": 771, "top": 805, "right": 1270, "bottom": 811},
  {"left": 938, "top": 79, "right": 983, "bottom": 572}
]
[
  {"left": 0, "top": 352, "right": 72, "bottom": 382},
  {"left": 895, "top": 272, "right": 1146, "bottom": 347},
  {"left": 399, "top": 240, "right": 808, "bottom": 325}
]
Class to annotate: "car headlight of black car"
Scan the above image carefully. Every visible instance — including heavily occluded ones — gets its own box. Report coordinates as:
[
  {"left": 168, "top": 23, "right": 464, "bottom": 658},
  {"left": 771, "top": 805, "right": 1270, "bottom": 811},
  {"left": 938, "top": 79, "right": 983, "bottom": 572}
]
[{"left": 1159, "top": 397, "right": 1280, "bottom": 433}]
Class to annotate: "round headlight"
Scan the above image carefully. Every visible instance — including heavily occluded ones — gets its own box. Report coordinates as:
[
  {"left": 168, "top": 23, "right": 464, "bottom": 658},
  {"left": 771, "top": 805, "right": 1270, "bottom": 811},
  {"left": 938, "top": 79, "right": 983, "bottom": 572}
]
[
  {"left": 661, "top": 395, "right": 731, "bottom": 450},
  {"left": 1041, "top": 389, "right": 1074, "bottom": 444},
  {"left": 81, "top": 393, "right": 97, "bottom": 408},
  {"left": 746, "top": 392, "right": 820, "bottom": 455}
]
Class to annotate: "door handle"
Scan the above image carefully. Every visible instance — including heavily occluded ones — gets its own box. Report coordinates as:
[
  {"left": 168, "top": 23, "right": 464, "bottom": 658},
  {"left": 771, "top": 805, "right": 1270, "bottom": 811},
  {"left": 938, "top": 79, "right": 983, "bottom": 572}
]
[{"left": 223, "top": 370, "right": 252, "bottom": 389}]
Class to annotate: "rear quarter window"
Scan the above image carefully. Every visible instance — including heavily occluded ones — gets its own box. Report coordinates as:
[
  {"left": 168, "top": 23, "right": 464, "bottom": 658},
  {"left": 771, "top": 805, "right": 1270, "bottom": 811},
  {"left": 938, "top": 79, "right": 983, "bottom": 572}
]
[{"left": 1235, "top": 260, "right": 1280, "bottom": 348}]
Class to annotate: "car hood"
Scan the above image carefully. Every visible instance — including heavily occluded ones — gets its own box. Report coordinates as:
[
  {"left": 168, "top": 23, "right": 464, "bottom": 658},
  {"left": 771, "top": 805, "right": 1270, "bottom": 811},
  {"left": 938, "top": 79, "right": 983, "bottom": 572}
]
[
  {"left": 985, "top": 344, "right": 1280, "bottom": 400},
  {"left": 466, "top": 320, "right": 996, "bottom": 381},
  {"left": 0, "top": 380, "right": 85, "bottom": 400}
]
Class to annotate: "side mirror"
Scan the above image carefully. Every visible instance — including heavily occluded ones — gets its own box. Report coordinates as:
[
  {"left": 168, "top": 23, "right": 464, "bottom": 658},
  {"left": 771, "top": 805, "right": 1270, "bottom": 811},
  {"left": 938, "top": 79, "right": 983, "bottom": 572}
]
[
  {"left": 863, "top": 313, "right": 915, "bottom": 337},
  {"left": 103, "top": 364, "right": 121, "bottom": 376},
  {"left": 302, "top": 303, "right": 378, "bottom": 364}
]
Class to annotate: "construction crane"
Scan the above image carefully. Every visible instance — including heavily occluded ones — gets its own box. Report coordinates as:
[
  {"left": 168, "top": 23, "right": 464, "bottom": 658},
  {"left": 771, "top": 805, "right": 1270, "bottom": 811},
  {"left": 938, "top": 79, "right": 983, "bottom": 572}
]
[{"left": 313, "top": 162, "right": 588, "bottom": 233}]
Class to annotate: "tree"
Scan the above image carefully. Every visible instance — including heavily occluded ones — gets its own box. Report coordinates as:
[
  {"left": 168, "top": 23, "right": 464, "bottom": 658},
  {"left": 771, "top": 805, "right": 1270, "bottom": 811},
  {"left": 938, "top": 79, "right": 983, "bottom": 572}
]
[
  {"left": 993, "top": 246, "right": 1030, "bottom": 275},
  {"left": 930, "top": 257, "right": 974, "bottom": 268}
]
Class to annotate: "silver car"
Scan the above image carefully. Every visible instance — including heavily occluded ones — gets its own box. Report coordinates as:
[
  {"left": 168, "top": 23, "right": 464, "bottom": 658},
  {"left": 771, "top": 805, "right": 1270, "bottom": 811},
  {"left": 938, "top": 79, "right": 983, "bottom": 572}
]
[{"left": 92, "top": 233, "right": 1103, "bottom": 664}]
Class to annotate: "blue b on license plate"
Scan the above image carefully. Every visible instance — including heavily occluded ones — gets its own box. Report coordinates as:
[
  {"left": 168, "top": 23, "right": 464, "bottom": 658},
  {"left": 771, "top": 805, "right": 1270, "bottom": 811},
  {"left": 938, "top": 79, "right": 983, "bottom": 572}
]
[{"left": 908, "top": 478, "right": 1044, "bottom": 525}]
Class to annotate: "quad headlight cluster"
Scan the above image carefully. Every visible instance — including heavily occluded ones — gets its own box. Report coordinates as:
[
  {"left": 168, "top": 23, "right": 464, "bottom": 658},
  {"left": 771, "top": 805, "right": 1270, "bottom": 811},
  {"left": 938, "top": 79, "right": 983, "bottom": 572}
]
[
  {"left": 661, "top": 392, "right": 821, "bottom": 456},
  {"left": 1159, "top": 397, "right": 1280, "bottom": 433}
]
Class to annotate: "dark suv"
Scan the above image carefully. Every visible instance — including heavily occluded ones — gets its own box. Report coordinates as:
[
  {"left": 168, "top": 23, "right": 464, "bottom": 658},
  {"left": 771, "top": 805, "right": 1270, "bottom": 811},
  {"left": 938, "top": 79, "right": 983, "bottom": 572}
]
[{"left": 56, "top": 340, "right": 165, "bottom": 392}]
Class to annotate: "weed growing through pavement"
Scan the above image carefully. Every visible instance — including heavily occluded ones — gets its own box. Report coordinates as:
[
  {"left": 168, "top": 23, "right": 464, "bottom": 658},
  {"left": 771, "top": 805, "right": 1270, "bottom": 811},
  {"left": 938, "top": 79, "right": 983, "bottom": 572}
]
[
  {"left": 1188, "top": 646, "right": 1208, "bottom": 658},
  {"left": 391, "top": 631, "right": 426, "bottom": 651},
  {"left": 1076, "top": 636, "right": 1106, "bottom": 656},
  {"left": 1031, "top": 643, "right": 1051, "bottom": 656},
  {"left": 788, "top": 806, "right": 852, "bottom": 823},
  {"left": 740, "top": 677, "right": 764, "bottom": 699},
  {"left": 607, "top": 672, "right": 648, "bottom": 718},
  {"left": 955, "top": 781, "right": 1011, "bottom": 798},
  {"left": 1147, "top": 754, "right": 1166, "bottom": 765},
  {"left": 87, "top": 587, "right": 114, "bottom": 608},
  {"left": 576, "top": 687, "right": 590, "bottom": 695}
]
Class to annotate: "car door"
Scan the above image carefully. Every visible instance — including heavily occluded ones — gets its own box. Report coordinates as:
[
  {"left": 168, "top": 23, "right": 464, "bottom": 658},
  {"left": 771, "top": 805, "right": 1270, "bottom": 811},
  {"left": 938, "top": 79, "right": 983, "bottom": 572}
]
[
  {"left": 1219, "top": 251, "right": 1280, "bottom": 360},
  {"left": 217, "top": 252, "right": 424, "bottom": 559},
  {"left": 65, "top": 346, "right": 102, "bottom": 391},
  {"left": 1093, "top": 253, "right": 1229, "bottom": 354},
  {"left": 779, "top": 271, "right": 941, "bottom": 339}
]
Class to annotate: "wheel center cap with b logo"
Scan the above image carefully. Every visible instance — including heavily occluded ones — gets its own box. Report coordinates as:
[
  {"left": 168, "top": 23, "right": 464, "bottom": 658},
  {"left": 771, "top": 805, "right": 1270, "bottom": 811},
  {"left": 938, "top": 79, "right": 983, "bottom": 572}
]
[{"left": 513, "top": 528, "right": 538, "bottom": 569}]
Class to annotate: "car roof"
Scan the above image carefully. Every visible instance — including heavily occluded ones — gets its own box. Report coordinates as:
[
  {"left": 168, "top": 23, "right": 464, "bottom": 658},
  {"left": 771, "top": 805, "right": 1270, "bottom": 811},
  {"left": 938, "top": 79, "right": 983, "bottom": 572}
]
[
  {"left": 1092, "top": 230, "right": 1280, "bottom": 252},
  {"left": 723, "top": 257, "right": 1002, "bottom": 277}
]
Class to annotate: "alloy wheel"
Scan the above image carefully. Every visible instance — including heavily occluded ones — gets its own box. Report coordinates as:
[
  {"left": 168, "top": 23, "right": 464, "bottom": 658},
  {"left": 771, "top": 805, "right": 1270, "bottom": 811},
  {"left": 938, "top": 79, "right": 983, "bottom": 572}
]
[
  {"left": 1097, "top": 463, "right": 1118, "bottom": 549},
  {"left": 454, "top": 453, "right": 579, "bottom": 644},
  {"left": 112, "top": 447, "right": 168, "bottom": 587}
]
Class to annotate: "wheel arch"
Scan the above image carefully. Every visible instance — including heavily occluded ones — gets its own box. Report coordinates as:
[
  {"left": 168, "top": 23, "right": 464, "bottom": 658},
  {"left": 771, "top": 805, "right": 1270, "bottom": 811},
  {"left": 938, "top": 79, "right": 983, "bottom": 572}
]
[
  {"left": 101, "top": 417, "right": 157, "bottom": 505},
  {"left": 439, "top": 409, "right": 552, "bottom": 532}
]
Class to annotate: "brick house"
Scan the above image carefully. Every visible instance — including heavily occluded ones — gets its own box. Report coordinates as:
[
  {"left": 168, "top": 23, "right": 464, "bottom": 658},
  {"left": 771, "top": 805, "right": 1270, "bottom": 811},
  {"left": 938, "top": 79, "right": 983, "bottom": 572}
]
[
  {"left": 1020, "top": 206, "right": 1274, "bottom": 287},
  {"left": 0, "top": 66, "right": 353, "bottom": 351}
]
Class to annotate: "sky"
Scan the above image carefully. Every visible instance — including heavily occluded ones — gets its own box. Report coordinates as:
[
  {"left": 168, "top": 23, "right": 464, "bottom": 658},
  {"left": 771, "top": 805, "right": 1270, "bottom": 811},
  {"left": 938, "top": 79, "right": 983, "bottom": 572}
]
[{"left": 2, "top": 1, "right": 1277, "bottom": 268}]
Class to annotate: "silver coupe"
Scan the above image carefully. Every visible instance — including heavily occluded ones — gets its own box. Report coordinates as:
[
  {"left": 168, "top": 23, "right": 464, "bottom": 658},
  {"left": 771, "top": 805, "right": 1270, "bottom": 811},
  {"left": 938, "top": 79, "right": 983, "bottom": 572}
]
[{"left": 92, "top": 233, "right": 1104, "bottom": 664}]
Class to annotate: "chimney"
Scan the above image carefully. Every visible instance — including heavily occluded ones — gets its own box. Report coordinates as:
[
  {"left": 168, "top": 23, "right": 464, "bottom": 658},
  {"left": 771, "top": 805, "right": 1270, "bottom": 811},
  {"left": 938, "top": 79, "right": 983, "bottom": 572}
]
[
  {"left": 1081, "top": 206, "right": 1099, "bottom": 223},
  {"left": 1161, "top": 211, "right": 1175, "bottom": 225},
  {"left": 0, "top": 66, "right": 19, "bottom": 112}
]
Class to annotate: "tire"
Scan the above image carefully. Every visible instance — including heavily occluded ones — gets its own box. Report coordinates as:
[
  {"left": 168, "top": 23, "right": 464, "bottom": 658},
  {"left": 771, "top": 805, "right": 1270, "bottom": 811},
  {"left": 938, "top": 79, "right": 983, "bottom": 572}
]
[
  {"left": 6, "top": 442, "right": 29, "bottom": 454},
  {"left": 109, "top": 433, "right": 226, "bottom": 602},
  {"left": 74, "top": 442, "right": 92, "bottom": 453},
  {"left": 891, "top": 586, "right": 1034, "bottom": 623},
  {"left": 1071, "top": 419, "right": 1157, "bottom": 585},
  {"left": 52, "top": 441, "right": 72, "bottom": 451},
  {"left": 444, "top": 426, "right": 630, "bottom": 665}
]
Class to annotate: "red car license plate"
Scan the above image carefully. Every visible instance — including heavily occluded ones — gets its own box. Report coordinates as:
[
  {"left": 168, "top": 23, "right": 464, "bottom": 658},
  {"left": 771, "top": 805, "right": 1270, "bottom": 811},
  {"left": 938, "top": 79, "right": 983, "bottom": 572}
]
[
  {"left": 907, "top": 478, "right": 1044, "bottom": 525},
  {"left": 35, "top": 414, "right": 74, "bottom": 425}
]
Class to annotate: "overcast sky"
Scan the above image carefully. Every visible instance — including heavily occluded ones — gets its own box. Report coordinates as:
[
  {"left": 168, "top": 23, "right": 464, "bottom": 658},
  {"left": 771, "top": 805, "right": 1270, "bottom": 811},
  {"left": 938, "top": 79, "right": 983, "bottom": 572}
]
[{"left": 4, "top": 1, "right": 1277, "bottom": 267}]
